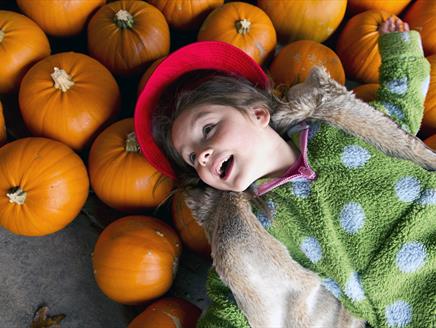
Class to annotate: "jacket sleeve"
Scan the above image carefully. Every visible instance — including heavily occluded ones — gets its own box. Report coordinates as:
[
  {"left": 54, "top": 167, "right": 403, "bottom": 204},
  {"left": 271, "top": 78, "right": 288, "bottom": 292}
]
[
  {"left": 370, "top": 30, "right": 430, "bottom": 135},
  {"left": 197, "top": 269, "right": 250, "bottom": 328}
]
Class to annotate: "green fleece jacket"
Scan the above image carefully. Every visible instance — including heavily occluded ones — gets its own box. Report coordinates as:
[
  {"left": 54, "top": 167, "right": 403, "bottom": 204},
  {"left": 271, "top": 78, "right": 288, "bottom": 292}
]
[{"left": 197, "top": 31, "right": 435, "bottom": 328}]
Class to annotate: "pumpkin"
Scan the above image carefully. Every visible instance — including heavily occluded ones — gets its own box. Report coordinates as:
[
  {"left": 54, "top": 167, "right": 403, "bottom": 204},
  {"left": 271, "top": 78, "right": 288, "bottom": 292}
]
[
  {"left": 92, "top": 215, "right": 182, "bottom": 304},
  {"left": 172, "top": 191, "right": 210, "bottom": 258},
  {"left": 352, "top": 83, "right": 380, "bottom": 103},
  {"left": 336, "top": 10, "right": 395, "bottom": 83},
  {"left": 422, "top": 55, "right": 436, "bottom": 128},
  {"left": 88, "top": 118, "right": 173, "bottom": 211},
  {"left": 0, "top": 100, "right": 5, "bottom": 147},
  {"left": 16, "top": 0, "right": 105, "bottom": 37},
  {"left": 404, "top": 0, "right": 436, "bottom": 56},
  {"left": 0, "top": 137, "right": 89, "bottom": 236},
  {"left": 269, "top": 40, "right": 345, "bottom": 88},
  {"left": 128, "top": 297, "right": 201, "bottom": 328},
  {"left": 146, "top": 0, "right": 223, "bottom": 30},
  {"left": 198, "top": 1, "right": 276, "bottom": 65},
  {"left": 0, "top": 10, "right": 50, "bottom": 94},
  {"left": 257, "top": 0, "right": 347, "bottom": 44},
  {"left": 138, "top": 57, "right": 165, "bottom": 95},
  {"left": 18, "top": 52, "right": 120, "bottom": 151},
  {"left": 347, "top": 0, "right": 411, "bottom": 16},
  {"left": 88, "top": 0, "right": 170, "bottom": 76},
  {"left": 424, "top": 134, "right": 436, "bottom": 150}
]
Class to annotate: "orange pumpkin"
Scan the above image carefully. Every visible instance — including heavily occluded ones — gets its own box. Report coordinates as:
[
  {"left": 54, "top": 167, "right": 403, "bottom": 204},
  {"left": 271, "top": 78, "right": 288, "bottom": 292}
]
[
  {"left": 348, "top": 0, "right": 411, "bottom": 16},
  {"left": 88, "top": 118, "right": 173, "bottom": 211},
  {"left": 92, "top": 215, "right": 182, "bottom": 304},
  {"left": 424, "top": 134, "right": 436, "bottom": 150},
  {"left": 269, "top": 40, "right": 345, "bottom": 88},
  {"left": 18, "top": 52, "right": 120, "bottom": 151},
  {"left": 172, "top": 191, "right": 210, "bottom": 258},
  {"left": 16, "top": 0, "right": 105, "bottom": 37},
  {"left": 422, "top": 55, "right": 436, "bottom": 128},
  {"left": 0, "top": 137, "right": 89, "bottom": 236},
  {"left": 128, "top": 297, "right": 201, "bottom": 328},
  {"left": 257, "top": 0, "right": 347, "bottom": 44},
  {"left": 352, "top": 83, "right": 380, "bottom": 103},
  {"left": 198, "top": 1, "right": 276, "bottom": 65},
  {"left": 138, "top": 57, "right": 165, "bottom": 95},
  {"left": 404, "top": 0, "right": 436, "bottom": 56},
  {"left": 336, "top": 10, "right": 395, "bottom": 83},
  {"left": 88, "top": 1, "right": 170, "bottom": 76},
  {"left": 0, "top": 100, "right": 5, "bottom": 147},
  {"left": 0, "top": 10, "right": 50, "bottom": 93},
  {"left": 146, "top": 0, "right": 223, "bottom": 30}
]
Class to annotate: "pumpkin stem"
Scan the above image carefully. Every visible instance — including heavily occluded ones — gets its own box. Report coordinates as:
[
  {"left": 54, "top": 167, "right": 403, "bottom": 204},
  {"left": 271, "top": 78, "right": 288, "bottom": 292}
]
[
  {"left": 7, "top": 187, "right": 27, "bottom": 205},
  {"left": 51, "top": 67, "right": 74, "bottom": 92},
  {"left": 125, "top": 132, "right": 140, "bottom": 152},
  {"left": 0, "top": 30, "right": 4, "bottom": 43},
  {"left": 114, "top": 10, "right": 134, "bottom": 29},
  {"left": 235, "top": 19, "right": 251, "bottom": 35}
]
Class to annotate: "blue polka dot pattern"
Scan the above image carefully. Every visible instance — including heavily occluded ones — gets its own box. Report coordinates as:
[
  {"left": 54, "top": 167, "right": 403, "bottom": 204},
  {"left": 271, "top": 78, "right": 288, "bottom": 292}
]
[
  {"left": 395, "top": 176, "right": 421, "bottom": 202},
  {"left": 291, "top": 177, "right": 311, "bottom": 198},
  {"left": 385, "top": 300, "right": 412, "bottom": 327},
  {"left": 396, "top": 241, "right": 427, "bottom": 273},
  {"left": 322, "top": 278, "right": 341, "bottom": 299},
  {"left": 344, "top": 272, "right": 365, "bottom": 302},
  {"left": 300, "top": 237, "right": 322, "bottom": 264},
  {"left": 255, "top": 199, "right": 275, "bottom": 228},
  {"left": 386, "top": 77, "right": 408, "bottom": 95},
  {"left": 340, "top": 202, "right": 365, "bottom": 234},
  {"left": 422, "top": 76, "right": 430, "bottom": 97},
  {"left": 400, "top": 32, "right": 410, "bottom": 43},
  {"left": 418, "top": 189, "right": 436, "bottom": 205},
  {"left": 382, "top": 101, "right": 405, "bottom": 121},
  {"left": 341, "top": 145, "right": 371, "bottom": 169}
]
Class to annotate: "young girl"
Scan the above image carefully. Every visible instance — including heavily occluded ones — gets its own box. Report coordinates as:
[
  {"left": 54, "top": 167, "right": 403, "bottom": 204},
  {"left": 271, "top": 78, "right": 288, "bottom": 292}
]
[{"left": 134, "top": 18, "right": 435, "bottom": 327}]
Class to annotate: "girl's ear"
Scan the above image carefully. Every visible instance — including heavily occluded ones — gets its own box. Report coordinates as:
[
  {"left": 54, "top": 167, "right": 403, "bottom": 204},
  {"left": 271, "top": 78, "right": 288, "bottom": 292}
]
[{"left": 250, "top": 106, "right": 270, "bottom": 127}]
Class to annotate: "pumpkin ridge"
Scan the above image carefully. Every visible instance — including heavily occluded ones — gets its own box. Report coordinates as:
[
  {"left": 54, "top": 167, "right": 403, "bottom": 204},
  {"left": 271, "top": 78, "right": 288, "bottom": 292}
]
[{"left": 0, "top": 30, "right": 4, "bottom": 42}]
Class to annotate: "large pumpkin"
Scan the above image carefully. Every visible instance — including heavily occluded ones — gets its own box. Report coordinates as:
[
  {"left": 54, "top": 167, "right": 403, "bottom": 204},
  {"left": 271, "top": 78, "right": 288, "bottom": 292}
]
[
  {"left": 269, "top": 40, "right": 345, "bottom": 87},
  {"left": 88, "top": 0, "right": 170, "bottom": 76},
  {"left": 0, "top": 137, "right": 89, "bottom": 236},
  {"left": 347, "top": 0, "right": 411, "bottom": 16},
  {"left": 128, "top": 297, "right": 201, "bottom": 328},
  {"left": 422, "top": 55, "right": 436, "bottom": 128},
  {"left": 172, "top": 191, "right": 210, "bottom": 258},
  {"left": 16, "top": 0, "right": 105, "bottom": 37},
  {"left": 88, "top": 118, "right": 173, "bottom": 211},
  {"left": 0, "top": 100, "right": 5, "bottom": 147},
  {"left": 336, "top": 10, "right": 394, "bottom": 83},
  {"left": 18, "top": 52, "right": 120, "bottom": 151},
  {"left": 0, "top": 10, "right": 50, "bottom": 94},
  {"left": 92, "top": 215, "right": 182, "bottom": 304},
  {"left": 257, "top": 0, "right": 346, "bottom": 44},
  {"left": 352, "top": 83, "right": 380, "bottom": 103},
  {"left": 146, "top": 0, "right": 223, "bottom": 30},
  {"left": 198, "top": 1, "right": 276, "bottom": 65},
  {"left": 404, "top": 0, "right": 436, "bottom": 56}
]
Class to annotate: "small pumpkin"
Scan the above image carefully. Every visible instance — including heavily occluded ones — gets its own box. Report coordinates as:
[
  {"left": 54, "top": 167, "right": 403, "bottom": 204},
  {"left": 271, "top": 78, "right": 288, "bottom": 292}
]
[
  {"left": 0, "top": 10, "right": 50, "bottom": 93},
  {"left": 198, "top": 1, "right": 276, "bottom": 65},
  {"left": 336, "top": 10, "right": 395, "bottom": 83},
  {"left": 424, "top": 134, "right": 436, "bottom": 150},
  {"left": 88, "top": 0, "right": 170, "bottom": 76},
  {"left": 257, "top": 0, "right": 347, "bottom": 44},
  {"left": 352, "top": 83, "right": 380, "bottom": 103},
  {"left": 172, "top": 191, "right": 210, "bottom": 258},
  {"left": 0, "top": 137, "right": 89, "bottom": 236},
  {"left": 138, "top": 57, "right": 165, "bottom": 95},
  {"left": 16, "top": 0, "right": 105, "bottom": 37},
  {"left": 0, "top": 100, "right": 6, "bottom": 147},
  {"left": 92, "top": 215, "right": 182, "bottom": 304},
  {"left": 18, "top": 52, "right": 120, "bottom": 151},
  {"left": 347, "top": 0, "right": 411, "bottom": 16},
  {"left": 128, "top": 297, "right": 201, "bottom": 328},
  {"left": 88, "top": 118, "right": 173, "bottom": 211},
  {"left": 146, "top": 0, "right": 223, "bottom": 30},
  {"left": 404, "top": 0, "right": 436, "bottom": 56},
  {"left": 269, "top": 40, "right": 345, "bottom": 88},
  {"left": 422, "top": 55, "right": 436, "bottom": 128}
]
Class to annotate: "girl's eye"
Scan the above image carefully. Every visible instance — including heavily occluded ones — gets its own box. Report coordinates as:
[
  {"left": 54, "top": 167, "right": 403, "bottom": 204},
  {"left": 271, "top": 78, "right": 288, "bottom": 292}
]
[
  {"left": 203, "top": 124, "right": 215, "bottom": 137},
  {"left": 189, "top": 153, "right": 196, "bottom": 164}
]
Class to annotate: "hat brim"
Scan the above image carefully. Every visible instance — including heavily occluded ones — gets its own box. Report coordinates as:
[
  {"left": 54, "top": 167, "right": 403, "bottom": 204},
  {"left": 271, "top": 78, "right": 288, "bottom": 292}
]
[{"left": 134, "top": 41, "right": 269, "bottom": 179}]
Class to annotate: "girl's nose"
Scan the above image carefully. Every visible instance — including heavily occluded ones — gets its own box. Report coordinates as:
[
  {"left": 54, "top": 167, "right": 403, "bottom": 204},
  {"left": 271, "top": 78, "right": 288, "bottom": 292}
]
[{"left": 198, "top": 148, "right": 213, "bottom": 166}]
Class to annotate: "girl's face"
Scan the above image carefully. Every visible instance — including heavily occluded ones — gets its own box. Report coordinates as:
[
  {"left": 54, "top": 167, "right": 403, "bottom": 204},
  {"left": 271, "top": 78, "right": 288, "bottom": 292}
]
[{"left": 172, "top": 104, "right": 290, "bottom": 191}]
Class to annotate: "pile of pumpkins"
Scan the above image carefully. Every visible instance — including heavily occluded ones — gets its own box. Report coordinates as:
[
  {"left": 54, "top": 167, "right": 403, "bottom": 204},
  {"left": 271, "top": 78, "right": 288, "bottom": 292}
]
[{"left": 0, "top": 0, "right": 435, "bottom": 326}]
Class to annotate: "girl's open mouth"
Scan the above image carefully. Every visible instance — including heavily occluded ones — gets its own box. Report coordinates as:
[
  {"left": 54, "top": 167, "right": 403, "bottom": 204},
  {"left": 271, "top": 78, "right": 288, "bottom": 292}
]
[{"left": 219, "top": 155, "right": 234, "bottom": 179}]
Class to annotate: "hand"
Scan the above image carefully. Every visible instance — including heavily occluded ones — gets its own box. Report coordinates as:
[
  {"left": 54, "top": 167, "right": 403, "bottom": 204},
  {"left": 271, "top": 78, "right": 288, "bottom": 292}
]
[{"left": 378, "top": 17, "right": 410, "bottom": 35}]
